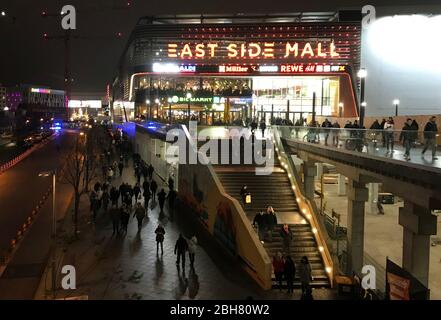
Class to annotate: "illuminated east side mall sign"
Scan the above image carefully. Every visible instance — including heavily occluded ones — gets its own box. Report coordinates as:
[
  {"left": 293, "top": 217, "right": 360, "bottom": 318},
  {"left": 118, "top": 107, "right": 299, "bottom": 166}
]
[{"left": 168, "top": 41, "right": 340, "bottom": 59}]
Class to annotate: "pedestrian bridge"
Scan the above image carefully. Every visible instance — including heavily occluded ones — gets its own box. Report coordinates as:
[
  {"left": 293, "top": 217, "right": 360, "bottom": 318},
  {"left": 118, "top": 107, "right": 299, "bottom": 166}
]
[{"left": 273, "top": 126, "right": 441, "bottom": 295}]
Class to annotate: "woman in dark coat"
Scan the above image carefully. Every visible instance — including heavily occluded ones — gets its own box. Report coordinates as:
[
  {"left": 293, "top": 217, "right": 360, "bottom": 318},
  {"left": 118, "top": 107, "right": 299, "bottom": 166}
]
[
  {"left": 284, "top": 255, "right": 296, "bottom": 294},
  {"left": 298, "top": 256, "right": 313, "bottom": 299},
  {"left": 272, "top": 252, "right": 285, "bottom": 291},
  {"left": 155, "top": 224, "right": 166, "bottom": 254}
]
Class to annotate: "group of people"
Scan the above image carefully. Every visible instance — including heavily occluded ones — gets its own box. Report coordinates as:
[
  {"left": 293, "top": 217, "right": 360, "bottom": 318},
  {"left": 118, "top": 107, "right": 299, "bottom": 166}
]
[
  {"left": 370, "top": 116, "right": 438, "bottom": 160},
  {"left": 273, "top": 254, "right": 314, "bottom": 299}
]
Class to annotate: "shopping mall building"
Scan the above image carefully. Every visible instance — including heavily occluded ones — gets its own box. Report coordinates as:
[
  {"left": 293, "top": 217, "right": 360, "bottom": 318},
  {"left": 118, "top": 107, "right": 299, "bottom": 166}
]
[{"left": 112, "top": 12, "right": 362, "bottom": 124}]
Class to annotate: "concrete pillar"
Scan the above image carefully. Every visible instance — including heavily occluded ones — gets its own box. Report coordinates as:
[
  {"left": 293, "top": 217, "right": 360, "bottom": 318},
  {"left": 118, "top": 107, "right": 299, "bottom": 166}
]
[
  {"left": 368, "top": 183, "right": 379, "bottom": 214},
  {"left": 303, "top": 162, "right": 316, "bottom": 200},
  {"left": 399, "top": 202, "right": 437, "bottom": 287},
  {"left": 346, "top": 179, "right": 368, "bottom": 276},
  {"left": 337, "top": 174, "right": 346, "bottom": 196},
  {"left": 316, "top": 163, "right": 323, "bottom": 180}
]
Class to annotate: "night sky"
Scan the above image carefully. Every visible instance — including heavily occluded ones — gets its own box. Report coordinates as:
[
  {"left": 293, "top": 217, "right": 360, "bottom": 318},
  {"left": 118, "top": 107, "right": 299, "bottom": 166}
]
[{"left": 0, "top": 0, "right": 439, "bottom": 95}]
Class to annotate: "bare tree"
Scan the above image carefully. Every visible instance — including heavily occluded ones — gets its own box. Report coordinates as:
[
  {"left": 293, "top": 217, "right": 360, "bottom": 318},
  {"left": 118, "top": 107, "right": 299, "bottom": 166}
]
[{"left": 62, "top": 128, "right": 101, "bottom": 236}]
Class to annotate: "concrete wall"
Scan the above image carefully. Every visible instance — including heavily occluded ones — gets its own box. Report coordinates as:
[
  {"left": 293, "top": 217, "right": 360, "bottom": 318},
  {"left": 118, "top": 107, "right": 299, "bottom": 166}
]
[
  {"left": 178, "top": 158, "right": 272, "bottom": 290},
  {"left": 135, "top": 129, "right": 178, "bottom": 183}
]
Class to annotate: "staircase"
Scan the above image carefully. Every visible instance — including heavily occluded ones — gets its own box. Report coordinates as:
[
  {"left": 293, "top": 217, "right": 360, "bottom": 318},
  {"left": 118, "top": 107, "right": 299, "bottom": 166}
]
[{"left": 214, "top": 157, "right": 330, "bottom": 288}]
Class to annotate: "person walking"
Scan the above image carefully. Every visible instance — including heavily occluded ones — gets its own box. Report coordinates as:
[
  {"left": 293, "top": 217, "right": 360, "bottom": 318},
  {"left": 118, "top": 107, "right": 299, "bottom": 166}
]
[
  {"left": 109, "top": 207, "right": 121, "bottom": 236},
  {"left": 175, "top": 234, "right": 188, "bottom": 268},
  {"left": 167, "top": 189, "right": 177, "bottom": 215},
  {"left": 133, "top": 182, "right": 141, "bottom": 201},
  {"left": 168, "top": 176, "right": 174, "bottom": 191},
  {"left": 155, "top": 224, "right": 166, "bottom": 255},
  {"left": 150, "top": 179, "right": 158, "bottom": 201},
  {"left": 259, "top": 119, "right": 267, "bottom": 138},
  {"left": 133, "top": 202, "right": 146, "bottom": 231},
  {"left": 266, "top": 206, "right": 278, "bottom": 242},
  {"left": 384, "top": 117, "right": 395, "bottom": 153},
  {"left": 422, "top": 116, "right": 438, "bottom": 160},
  {"left": 240, "top": 185, "right": 250, "bottom": 204},
  {"left": 102, "top": 188, "right": 110, "bottom": 213},
  {"left": 187, "top": 235, "right": 198, "bottom": 267},
  {"left": 142, "top": 179, "right": 150, "bottom": 195},
  {"left": 272, "top": 252, "right": 285, "bottom": 291},
  {"left": 380, "top": 118, "right": 387, "bottom": 147},
  {"left": 143, "top": 187, "right": 151, "bottom": 209},
  {"left": 280, "top": 224, "right": 293, "bottom": 254},
  {"left": 399, "top": 118, "right": 414, "bottom": 161},
  {"left": 157, "top": 188, "right": 167, "bottom": 212},
  {"left": 331, "top": 120, "right": 341, "bottom": 147},
  {"left": 321, "top": 118, "right": 332, "bottom": 146},
  {"left": 118, "top": 160, "right": 124, "bottom": 177},
  {"left": 110, "top": 186, "right": 120, "bottom": 208},
  {"left": 253, "top": 211, "right": 266, "bottom": 243},
  {"left": 299, "top": 256, "right": 313, "bottom": 300},
  {"left": 284, "top": 255, "right": 296, "bottom": 294},
  {"left": 148, "top": 164, "right": 154, "bottom": 180},
  {"left": 120, "top": 203, "right": 130, "bottom": 233},
  {"left": 107, "top": 166, "right": 114, "bottom": 183}
]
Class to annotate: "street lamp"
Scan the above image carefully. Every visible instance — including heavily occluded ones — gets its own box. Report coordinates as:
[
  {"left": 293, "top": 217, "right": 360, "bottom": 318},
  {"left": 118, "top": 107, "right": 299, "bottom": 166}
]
[
  {"left": 186, "top": 93, "right": 192, "bottom": 121},
  {"left": 167, "top": 97, "right": 172, "bottom": 124},
  {"left": 357, "top": 68, "right": 367, "bottom": 127},
  {"left": 146, "top": 99, "right": 151, "bottom": 119},
  {"left": 38, "top": 170, "right": 57, "bottom": 299},
  {"left": 1, "top": 11, "right": 6, "bottom": 16},
  {"left": 155, "top": 99, "right": 160, "bottom": 120},
  {"left": 393, "top": 99, "right": 400, "bottom": 116}
]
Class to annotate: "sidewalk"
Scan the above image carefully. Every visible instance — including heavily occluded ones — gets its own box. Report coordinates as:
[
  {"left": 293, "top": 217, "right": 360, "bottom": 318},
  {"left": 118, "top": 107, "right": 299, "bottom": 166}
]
[{"left": 35, "top": 155, "right": 338, "bottom": 300}]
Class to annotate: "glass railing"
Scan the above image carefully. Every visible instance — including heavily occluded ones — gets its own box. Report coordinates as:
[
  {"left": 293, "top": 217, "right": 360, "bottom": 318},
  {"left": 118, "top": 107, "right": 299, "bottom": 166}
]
[{"left": 274, "top": 126, "right": 440, "bottom": 166}]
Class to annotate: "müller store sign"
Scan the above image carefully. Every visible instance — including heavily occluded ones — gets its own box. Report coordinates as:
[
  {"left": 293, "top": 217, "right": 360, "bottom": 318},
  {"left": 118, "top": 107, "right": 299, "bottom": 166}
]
[{"left": 168, "top": 41, "right": 340, "bottom": 59}]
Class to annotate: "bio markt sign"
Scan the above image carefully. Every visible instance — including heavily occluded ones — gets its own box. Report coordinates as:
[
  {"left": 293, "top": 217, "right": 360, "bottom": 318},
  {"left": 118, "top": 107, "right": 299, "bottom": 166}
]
[{"left": 171, "top": 95, "right": 222, "bottom": 104}]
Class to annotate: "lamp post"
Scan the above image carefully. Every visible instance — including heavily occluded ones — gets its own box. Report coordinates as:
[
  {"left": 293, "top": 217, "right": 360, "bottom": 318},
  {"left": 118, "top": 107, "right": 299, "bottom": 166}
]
[
  {"left": 167, "top": 97, "right": 172, "bottom": 124},
  {"left": 186, "top": 92, "right": 192, "bottom": 121},
  {"left": 146, "top": 99, "right": 150, "bottom": 119},
  {"left": 357, "top": 69, "right": 367, "bottom": 127},
  {"left": 38, "top": 170, "right": 57, "bottom": 299},
  {"left": 154, "top": 98, "right": 160, "bottom": 120},
  {"left": 393, "top": 99, "right": 400, "bottom": 117}
]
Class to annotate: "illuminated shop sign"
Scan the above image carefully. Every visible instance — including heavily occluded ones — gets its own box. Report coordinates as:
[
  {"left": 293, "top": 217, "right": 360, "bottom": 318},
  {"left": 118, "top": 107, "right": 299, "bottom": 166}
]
[
  {"left": 152, "top": 63, "right": 196, "bottom": 73},
  {"left": 280, "top": 64, "right": 345, "bottom": 73},
  {"left": 168, "top": 41, "right": 339, "bottom": 59},
  {"left": 219, "top": 65, "right": 258, "bottom": 73},
  {"left": 31, "top": 88, "right": 52, "bottom": 94},
  {"left": 68, "top": 100, "right": 102, "bottom": 109},
  {"left": 171, "top": 95, "right": 215, "bottom": 104},
  {"left": 259, "top": 65, "right": 279, "bottom": 72}
]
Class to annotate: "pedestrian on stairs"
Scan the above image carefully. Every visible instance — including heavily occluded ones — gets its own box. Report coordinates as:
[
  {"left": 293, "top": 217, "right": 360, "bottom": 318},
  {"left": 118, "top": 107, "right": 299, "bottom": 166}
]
[
  {"left": 253, "top": 211, "right": 266, "bottom": 243},
  {"left": 272, "top": 252, "right": 285, "bottom": 291},
  {"left": 280, "top": 224, "right": 293, "bottom": 254},
  {"left": 284, "top": 255, "right": 296, "bottom": 294},
  {"left": 266, "top": 206, "right": 278, "bottom": 242},
  {"left": 299, "top": 256, "right": 313, "bottom": 300}
]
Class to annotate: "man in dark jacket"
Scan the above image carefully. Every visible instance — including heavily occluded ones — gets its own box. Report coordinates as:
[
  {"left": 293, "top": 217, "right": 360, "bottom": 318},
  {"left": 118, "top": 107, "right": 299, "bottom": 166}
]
[
  {"left": 321, "top": 118, "right": 332, "bottom": 146},
  {"left": 109, "top": 207, "right": 121, "bottom": 235},
  {"left": 150, "top": 180, "right": 158, "bottom": 201},
  {"left": 175, "top": 234, "right": 188, "bottom": 268},
  {"left": 284, "top": 255, "right": 296, "bottom": 294},
  {"left": 253, "top": 211, "right": 266, "bottom": 242},
  {"left": 133, "top": 202, "right": 146, "bottom": 231},
  {"left": 157, "top": 189, "right": 167, "bottom": 212},
  {"left": 399, "top": 118, "right": 414, "bottom": 160},
  {"left": 422, "top": 116, "right": 438, "bottom": 160}
]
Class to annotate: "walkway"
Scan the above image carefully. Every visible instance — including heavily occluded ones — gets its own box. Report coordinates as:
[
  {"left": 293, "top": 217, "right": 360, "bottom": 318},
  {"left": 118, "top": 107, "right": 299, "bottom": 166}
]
[{"left": 36, "top": 158, "right": 337, "bottom": 300}]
